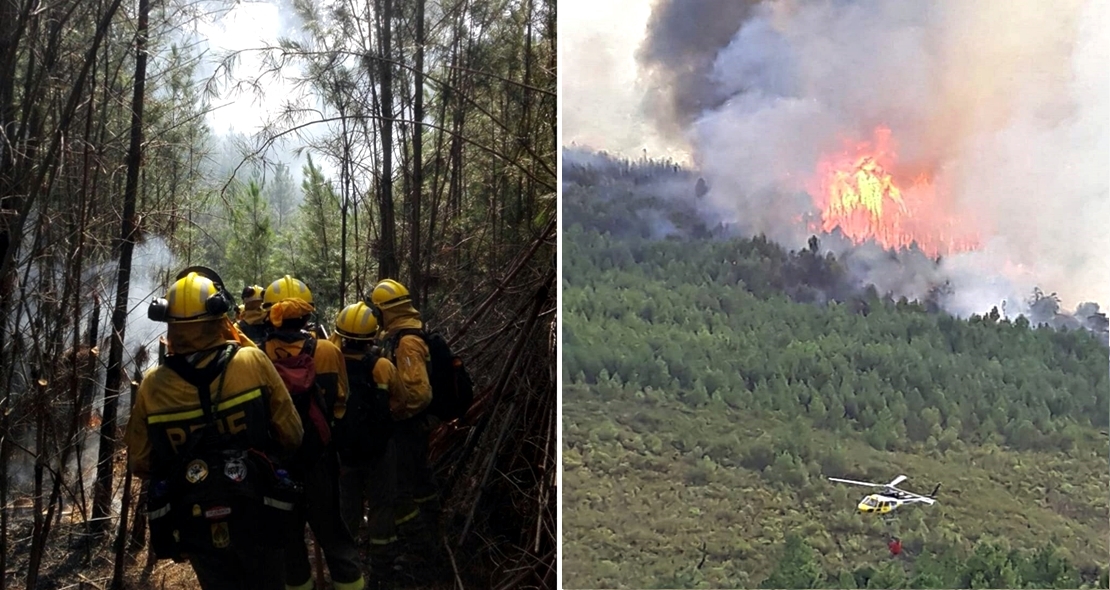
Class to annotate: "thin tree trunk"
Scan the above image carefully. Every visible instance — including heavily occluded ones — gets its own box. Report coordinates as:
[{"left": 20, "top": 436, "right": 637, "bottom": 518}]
[
  {"left": 423, "top": 49, "right": 450, "bottom": 301},
  {"left": 521, "top": 0, "right": 535, "bottom": 227},
  {"left": 0, "top": 398, "right": 10, "bottom": 590},
  {"left": 409, "top": 0, "right": 425, "bottom": 307},
  {"left": 340, "top": 108, "right": 350, "bottom": 304},
  {"left": 27, "top": 377, "right": 48, "bottom": 589},
  {"left": 375, "top": 0, "right": 398, "bottom": 279},
  {"left": 111, "top": 366, "right": 142, "bottom": 590},
  {"left": 447, "top": 4, "right": 470, "bottom": 274},
  {"left": 129, "top": 479, "right": 147, "bottom": 550},
  {"left": 92, "top": 0, "right": 152, "bottom": 531},
  {"left": 30, "top": 457, "right": 65, "bottom": 590},
  {"left": 112, "top": 461, "right": 134, "bottom": 590},
  {"left": 77, "top": 298, "right": 101, "bottom": 532}
]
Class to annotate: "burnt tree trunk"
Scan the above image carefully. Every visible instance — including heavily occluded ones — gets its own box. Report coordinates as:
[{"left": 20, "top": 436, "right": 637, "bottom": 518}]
[
  {"left": 0, "top": 396, "right": 10, "bottom": 590},
  {"left": 26, "top": 378, "right": 48, "bottom": 589},
  {"left": 112, "top": 363, "right": 143, "bottom": 590},
  {"left": 92, "top": 0, "right": 152, "bottom": 531}
]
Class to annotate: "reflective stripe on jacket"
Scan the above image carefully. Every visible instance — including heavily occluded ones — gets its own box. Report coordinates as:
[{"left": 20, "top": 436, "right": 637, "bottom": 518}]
[{"left": 124, "top": 345, "right": 303, "bottom": 480}]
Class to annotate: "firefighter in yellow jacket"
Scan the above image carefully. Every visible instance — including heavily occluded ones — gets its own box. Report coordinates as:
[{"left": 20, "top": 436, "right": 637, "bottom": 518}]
[
  {"left": 262, "top": 276, "right": 365, "bottom": 590},
  {"left": 370, "top": 279, "right": 440, "bottom": 566},
  {"left": 237, "top": 284, "right": 269, "bottom": 345},
  {"left": 125, "top": 269, "right": 303, "bottom": 590},
  {"left": 330, "top": 302, "right": 403, "bottom": 581}
]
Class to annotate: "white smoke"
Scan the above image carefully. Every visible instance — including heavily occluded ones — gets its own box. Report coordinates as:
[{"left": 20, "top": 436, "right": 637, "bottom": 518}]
[
  {"left": 560, "top": 0, "right": 692, "bottom": 162},
  {"left": 125, "top": 238, "right": 176, "bottom": 371},
  {"left": 686, "top": 0, "right": 1108, "bottom": 312}
]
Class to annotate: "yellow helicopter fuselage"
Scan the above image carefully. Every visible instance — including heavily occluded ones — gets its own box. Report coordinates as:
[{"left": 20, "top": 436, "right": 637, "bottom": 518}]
[{"left": 857, "top": 493, "right": 899, "bottom": 514}]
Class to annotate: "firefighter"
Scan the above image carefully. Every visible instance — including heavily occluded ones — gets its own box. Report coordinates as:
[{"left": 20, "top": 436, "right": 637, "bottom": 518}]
[
  {"left": 237, "top": 284, "right": 269, "bottom": 344},
  {"left": 331, "top": 302, "right": 402, "bottom": 581},
  {"left": 262, "top": 275, "right": 365, "bottom": 590},
  {"left": 157, "top": 268, "right": 257, "bottom": 354},
  {"left": 369, "top": 279, "right": 439, "bottom": 566},
  {"left": 125, "top": 269, "right": 303, "bottom": 590}
]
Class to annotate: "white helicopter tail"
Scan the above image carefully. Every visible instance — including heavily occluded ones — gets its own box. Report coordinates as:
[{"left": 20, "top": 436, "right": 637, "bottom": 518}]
[
  {"left": 927, "top": 483, "right": 941, "bottom": 500},
  {"left": 909, "top": 483, "right": 941, "bottom": 505}
]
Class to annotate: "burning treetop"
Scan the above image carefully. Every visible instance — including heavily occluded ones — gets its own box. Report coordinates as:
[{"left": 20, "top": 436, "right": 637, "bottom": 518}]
[{"left": 808, "top": 127, "right": 979, "bottom": 259}]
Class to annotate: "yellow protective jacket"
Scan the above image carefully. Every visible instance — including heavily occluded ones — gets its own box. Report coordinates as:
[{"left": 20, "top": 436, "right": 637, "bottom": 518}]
[
  {"left": 380, "top": 307, "right": 431, "bottom": 420},
  {"left": 125, "top": 344, "right": 303, "bottom": 481},
  {"left": 264, "top": 331, "right": 350, "bottom": 420}
]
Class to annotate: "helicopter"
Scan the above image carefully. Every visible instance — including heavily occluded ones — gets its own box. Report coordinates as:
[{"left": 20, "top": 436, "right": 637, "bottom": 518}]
[{"left": 828, "top": 474, "right": 940, "bottom": 515}]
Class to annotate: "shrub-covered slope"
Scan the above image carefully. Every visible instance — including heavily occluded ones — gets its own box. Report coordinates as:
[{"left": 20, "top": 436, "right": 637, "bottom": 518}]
[{"left": 561, "top": 163, "right": 1109, "bottom": 588}]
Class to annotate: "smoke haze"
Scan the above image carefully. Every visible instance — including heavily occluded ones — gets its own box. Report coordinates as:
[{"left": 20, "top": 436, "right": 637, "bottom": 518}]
[
  {"left": 560, "top": 0, "right": 690, "bottom": 161},
  {"left": 633, "top": 0, "right": 1108, "bottom": 310}
]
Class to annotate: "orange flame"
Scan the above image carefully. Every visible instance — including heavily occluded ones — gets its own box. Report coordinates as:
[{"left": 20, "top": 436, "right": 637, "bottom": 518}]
[{"left": 808, "top": 127, "right": 978, "bottom": 258}]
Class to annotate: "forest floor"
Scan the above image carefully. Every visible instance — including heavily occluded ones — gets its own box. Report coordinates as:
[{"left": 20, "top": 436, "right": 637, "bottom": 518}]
[
  {"left": 4, "top": 511, "right": 468, "bottom": 589},
  {"left": 1, "top": 510, "right": 468, "bottom": 585},
  {"left": 3, "top": 456, "right": 473, "bottom": 590}
]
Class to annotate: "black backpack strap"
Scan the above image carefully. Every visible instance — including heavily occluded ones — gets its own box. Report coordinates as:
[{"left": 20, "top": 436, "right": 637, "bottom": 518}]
[
  {"left": 361, "top": 349, "right": 379, "bottom": 372},
  {"left": 163, "top": 343, "right": 239, "bottom": 448},
  {"left": 165, "top": 344, "right": 238, "bottom": 400},
  {"left": 264, "top": 331, "right": 317, "bottom": 362},
  {"left": 301, "top": 335, "right": 317, "bottom": 357},
  {"left": 199, "top": 345, "right": 236, "bottom": 427}
]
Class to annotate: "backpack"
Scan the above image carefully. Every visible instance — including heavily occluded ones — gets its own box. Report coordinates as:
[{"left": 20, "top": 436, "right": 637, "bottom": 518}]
[
  {"left": 148, "top": 344, "right": 299, "bottom": 560},
  {"left": 268, "top": 335, "right": 332, "bottom": 470},
  {"left": 333, "top": 351, "right": 394, "bottom": 466},
  {"left": 236, "top": 319, "right": 269, "bottom": 346},
  {"left": 385, "top": 328, "right": 475, "bottom": 421}
]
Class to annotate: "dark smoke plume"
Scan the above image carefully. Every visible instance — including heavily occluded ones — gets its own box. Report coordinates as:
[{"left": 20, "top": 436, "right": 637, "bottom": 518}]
[{"left": 637, "top": 0, "right": 761, "bottom": 140}]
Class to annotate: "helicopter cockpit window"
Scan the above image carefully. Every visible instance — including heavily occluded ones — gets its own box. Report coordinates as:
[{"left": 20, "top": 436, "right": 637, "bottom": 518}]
[{"left": 863, "top": 497, "right": 879, "bottom": 508}]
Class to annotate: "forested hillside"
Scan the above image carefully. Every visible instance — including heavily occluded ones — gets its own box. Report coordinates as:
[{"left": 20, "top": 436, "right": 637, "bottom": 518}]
[
  {"left": 561, "top": 157, "right": 1109, "bottom": 589},
  {"left": 0, "top": 1, "right": 555, "bottom": 588}
]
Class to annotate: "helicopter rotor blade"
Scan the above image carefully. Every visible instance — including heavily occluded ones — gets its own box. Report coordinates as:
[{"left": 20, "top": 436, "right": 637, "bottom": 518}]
[
  {"left": 828, "top": 477, "right": 884, "bottom": 488},
  {"left": 887, "top": 475, "right": 908, "bottom": 488}
]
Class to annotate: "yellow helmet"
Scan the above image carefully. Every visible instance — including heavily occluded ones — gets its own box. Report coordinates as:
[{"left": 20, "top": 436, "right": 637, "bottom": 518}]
[
  {"left": 241, "top": 285, "right": 264, "bottom": 303},
  {"left": 334, "top": 302, "right": 379, "bottom": 340},
  {"left": 148, "top": 272, "right": 232, "bottom": 322},
  {"left": 263, "top": 275, "right": 313, "bottom": 308},
  {"left": 370, "top": 279, "right": 411, "bottom": 310}
]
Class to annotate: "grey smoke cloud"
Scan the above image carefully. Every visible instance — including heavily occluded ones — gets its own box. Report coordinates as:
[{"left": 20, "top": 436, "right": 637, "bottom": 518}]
[
  {"left": 637, "top": 0, "right": 762, "bottom": 140},
  {"left": 648, "top": 0, "right": 1109, "bottom": 310}
]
